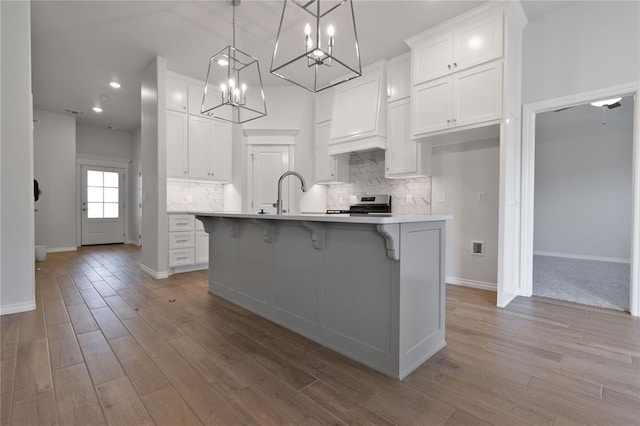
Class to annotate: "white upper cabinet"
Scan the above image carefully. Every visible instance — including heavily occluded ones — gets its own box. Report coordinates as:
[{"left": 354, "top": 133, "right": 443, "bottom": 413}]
[
  {"left": 315, "top": 121, "right": 349, "bottom": 184},
  {"left": 453, "top": 60, "right": 503, "bottom": 128},
  {"left": 453, "top": 12, "right": 503, "bottom": 73},
  {"left": 386, "top": 53, "right": 411, "bottom": 103},
  {"left": 412, "top": 32, "right": 453, "bottom": 85},
  {"left": 329, "top": 61, "right": 387, "bottom": 155},
  {"left": 187, "top": 116, "right": 210, "bottom": 180},
  {"left": 166, "top": 75, "right": 188, "bottom": 112},
  {"left": 166, "top": 110, "right": 189, "bottom": 178},
  {"left": 209, "top": 118, "right": 232, "bottom": 182},
  {"left": 386, "top": 98, "right": 430, "bottom": 178},
  {"left": 408, "top": 11, "right": 503, "bottom": 85},
  {"left": 166, "top": 71, "right": 233, "bottom": 183},
  {"left": 314, "top": 88, "right": 334, "bottom": 124},
  {"left": 406, "top": 6, "right": 507, "bottom": 140}
]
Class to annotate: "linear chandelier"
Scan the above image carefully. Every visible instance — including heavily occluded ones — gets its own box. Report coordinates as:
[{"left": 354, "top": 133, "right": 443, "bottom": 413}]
[
  {"left": 202, "top": 0, "right": 267, "bottom": 124},
  {"left": 270, "top": 0, "right": 362, "bottom": 93}
]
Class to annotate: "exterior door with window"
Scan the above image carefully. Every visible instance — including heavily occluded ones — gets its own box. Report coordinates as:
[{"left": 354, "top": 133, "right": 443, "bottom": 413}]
[{"left": 81, "top": 166, "right": 125, "bottom": 245}]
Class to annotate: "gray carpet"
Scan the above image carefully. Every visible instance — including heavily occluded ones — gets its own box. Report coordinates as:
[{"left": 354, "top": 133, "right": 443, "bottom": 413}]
[{"left": 533, "top": 255, "right": 630, "bottom": 311}]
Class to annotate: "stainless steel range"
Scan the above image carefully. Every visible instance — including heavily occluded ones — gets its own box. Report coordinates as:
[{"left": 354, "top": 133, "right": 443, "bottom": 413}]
[{"left": 326, "top": 194, "right": 392, "bottom": 216}]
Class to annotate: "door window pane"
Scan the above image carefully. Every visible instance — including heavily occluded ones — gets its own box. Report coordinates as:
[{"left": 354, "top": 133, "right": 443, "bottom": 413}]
[
  {"left": 104, "top": 188, "right": 118, "bottom": 203},
  {"left": 87, "top": 203, "right": 103, "bottom": 218},
  {"left": 87, "top": 187, "right": 103, "bottom": 202},
  {"left": 104, "top": 203, "right": 119, "bottom": 218},
  {"left": 86, "top": 170, "right": 120, "bottom": 219},
  {"left": 87, "top": 171, "right": 103, "bottom": 187},
  {"left": 104, "top": 171, "right": 119, "bottom": 188}
]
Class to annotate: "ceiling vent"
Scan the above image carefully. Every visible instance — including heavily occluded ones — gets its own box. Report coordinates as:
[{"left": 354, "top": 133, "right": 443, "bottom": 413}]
[{"left": 64, "top": 109, "right": 85, "bottom": 115}]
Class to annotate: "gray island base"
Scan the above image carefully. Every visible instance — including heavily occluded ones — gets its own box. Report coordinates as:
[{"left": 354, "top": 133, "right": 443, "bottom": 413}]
[{"left": 193, "top": 212, "right": 450, "bottom": 380}]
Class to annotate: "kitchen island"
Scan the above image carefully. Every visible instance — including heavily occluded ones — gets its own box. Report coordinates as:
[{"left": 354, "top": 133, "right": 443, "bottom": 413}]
[{"left": 191, "top": 212, "right": 450, "bottom": 380}]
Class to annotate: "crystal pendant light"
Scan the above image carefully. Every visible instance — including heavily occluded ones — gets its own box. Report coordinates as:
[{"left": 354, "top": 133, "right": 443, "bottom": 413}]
[
  {"left": 202, "top": 0, "right": 266, "bottom": 124},
  {"left": 270, "top": 0, "right": 361, "bottom": 93}
]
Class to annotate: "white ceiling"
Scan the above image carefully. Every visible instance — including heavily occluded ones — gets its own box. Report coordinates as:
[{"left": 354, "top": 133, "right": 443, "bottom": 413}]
[
  {"left": 31, "top": 0, "right": 574, "bottom": 132},
  {"left": 536, "top": 96, "right": 634, "bottom": 143}
]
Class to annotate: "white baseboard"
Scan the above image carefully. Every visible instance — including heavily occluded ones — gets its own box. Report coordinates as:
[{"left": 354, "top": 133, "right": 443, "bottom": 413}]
[
  {"left": 125, "top": 240, "right": 141, "bottom": 246},
  {"left": 533, "top": 251, "right": 630, "bottom": 264},
  {"left": 47, "top": 246, "right": 78, "bottom": 253},
  {"left": 140, "top": 264, "right": 169, "bottom": 279},
  {"left": 171, "top": 263, "right": 209, "bottom": 275},
  {"left": 1, "top": 301, "right": 36, "bottom": 316},
  {"left": 446, "top": 276, "right": 497, "bottom": 292}
]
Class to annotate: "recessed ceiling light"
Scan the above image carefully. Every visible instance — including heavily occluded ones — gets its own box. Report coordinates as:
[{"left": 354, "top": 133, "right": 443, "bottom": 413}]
[
  {"left": 109, "top": 81, "right": 121, "bottom": 89},
  {"left": 590, "top": 97, "right": 622, "bottom": 107},
  {"left": 93, "top": 106, "right": 103, "bottom": 113}
]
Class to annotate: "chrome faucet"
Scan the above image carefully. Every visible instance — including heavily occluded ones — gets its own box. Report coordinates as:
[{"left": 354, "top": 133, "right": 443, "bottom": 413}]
[{"left": 274, "top": 171, "right": 307, "bottom": 214}]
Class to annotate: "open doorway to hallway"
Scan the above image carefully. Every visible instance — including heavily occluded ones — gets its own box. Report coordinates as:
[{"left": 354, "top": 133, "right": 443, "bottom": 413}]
[{"left": 532, "top": 96, "right": 634, "bottom": 311}]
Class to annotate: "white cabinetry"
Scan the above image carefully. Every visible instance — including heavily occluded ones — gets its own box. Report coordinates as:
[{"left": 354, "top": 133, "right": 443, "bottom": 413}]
[
  {"left": 315, "top": 121, "right": 349, "bottom": 183},
  {"left": 166, "top": 71, "right": 233, "bottom": 183},
  {"left": 166, "top": 75, "right": 188, "bottom": 112},
  {"left": 166, "top": 110, "right": 189, "bottom": 178},
  {"left": 406, "top": 9, "right": 504, "bottom": 140},
  {"left": 168, "top": 214, "right": 208, "bottom": 272},
  {"left": 385, "top": 54, "right": 430, "bottom": 178},
  {"left": 410, "top": 11, "right": 503, "bottom": 84},
  {"left": 412, "top": 59, "right": 502, "bottom": 135},
  {"left": 314, "top": 89, "right": 349, "bottom": 184},
  {"left": 329, "top": 61, "right": 387, "bottom": 155}
]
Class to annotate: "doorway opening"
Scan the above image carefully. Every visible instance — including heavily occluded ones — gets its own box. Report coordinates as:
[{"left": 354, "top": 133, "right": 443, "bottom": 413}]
[
  {"left": 532, "top": 97, "right": 634, "bottom": 311},
  {"left": 521, "top": 82, "right": 640, "bottom": 317},
  {"left": 80, "top": 165, "right": 126, "bottom": 245}
]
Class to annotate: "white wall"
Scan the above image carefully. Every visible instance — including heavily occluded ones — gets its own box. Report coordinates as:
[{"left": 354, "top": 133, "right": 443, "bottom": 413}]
[
  {"left": 33, "top": 109, "right": 77, "bottom": 251},
  {"left": 523, "top": 1, "right": 640, "bottom": 104},
  {"left": 141, "top": 57, "right": 169, "bottom": 277},
  {"left": 131, "top": 126, "right": 141, "bottom": 244},
  {"left": 76, "top": 124, "right": 132, "bottom": 159},
  {"left": 432, "top": 139, "right": 500, "bottom": 289},
  {"left": 1, "top": 0, "right": 36, "bottom": 314},
  {"left": 534, "top": 108, "right": 634, "bottom": 261},
  {"left": 239, "top": 85, "right": 322, "bottom": 213}
]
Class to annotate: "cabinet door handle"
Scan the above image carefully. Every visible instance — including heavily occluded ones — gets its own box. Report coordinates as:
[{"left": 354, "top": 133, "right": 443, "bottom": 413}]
[
  {"left": 452, "top": 118, "right": 457, "bottom": 125},
  {"left": 447, "top": 119, "right": 451, "bottom": 126},
  {"left": 453, "top": 62, "right": 457, "bottom": 68},
  {"left": 176, "top": 256, "right": 189, "bottom": 260},
  {"left": 176, "top": 239, "right": 189, "bottom": 243},
  {"left": 447, "top": 64, "right": 451, "bottom": 70}
]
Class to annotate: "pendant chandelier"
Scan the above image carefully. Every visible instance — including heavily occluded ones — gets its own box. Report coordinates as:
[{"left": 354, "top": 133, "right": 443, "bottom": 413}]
[
  {"left": 270, "top": 0, "right": 362, "bottom": 93},
  {"left": 202, "top": 0, "right": 267, "bottom": 124}
]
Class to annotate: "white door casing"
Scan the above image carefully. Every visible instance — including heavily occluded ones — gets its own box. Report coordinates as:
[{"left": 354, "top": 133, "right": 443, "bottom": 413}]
[
  {"left": 521, "top": 82, "right": 640, "bottom": 317},
  {"left": 81, "top": 165, "right": 126, "bottom": 245}
]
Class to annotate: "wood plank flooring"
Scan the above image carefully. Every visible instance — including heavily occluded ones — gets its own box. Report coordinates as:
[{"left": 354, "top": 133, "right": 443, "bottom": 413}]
[{"left": 1, "top": 244, "right": 639, "bottom": 425}]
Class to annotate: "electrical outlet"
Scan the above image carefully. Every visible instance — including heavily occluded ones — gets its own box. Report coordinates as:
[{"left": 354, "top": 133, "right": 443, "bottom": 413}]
[
  {"left": 477, "top": 192, "right": 486, "bottom": 202},
  {"left": 339, "top": 196, "right": 344, "bottom": 205},
  {"left": 471, "top": 241, "right": 484, "bottom": 256},
  {"left": 349, "top": 195, "right": 358, "bottom": 205},
  {"left": 406, "top": 194, "right": 413, "bottom": 203}
]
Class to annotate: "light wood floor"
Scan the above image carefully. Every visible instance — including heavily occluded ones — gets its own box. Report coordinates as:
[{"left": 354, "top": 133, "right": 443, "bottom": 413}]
[{"left": 1, "top": 244, "right": 639, "bottom": 425}]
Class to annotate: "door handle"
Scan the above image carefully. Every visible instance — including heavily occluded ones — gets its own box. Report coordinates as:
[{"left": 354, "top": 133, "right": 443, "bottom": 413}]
[{"left": 82, "top": 208, "right": 87, "bottom": 211}]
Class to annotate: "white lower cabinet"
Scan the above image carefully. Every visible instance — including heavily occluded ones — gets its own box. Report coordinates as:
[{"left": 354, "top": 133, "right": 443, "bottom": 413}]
[
  {"left": 168, "top": 214, "right": 208, "bottom": 271},
  {"left": 412, "top": 59, "right": 502, "bottom": 138}
]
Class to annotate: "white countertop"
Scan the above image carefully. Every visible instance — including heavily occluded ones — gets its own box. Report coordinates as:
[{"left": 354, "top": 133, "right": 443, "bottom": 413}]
[{"left": 182, "top": 211, "right": 452, "bottom": 224}]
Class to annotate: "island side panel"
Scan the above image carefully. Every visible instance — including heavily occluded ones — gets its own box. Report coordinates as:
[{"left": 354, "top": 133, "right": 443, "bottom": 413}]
[
  {"left": 398, "top": 221, "right": 447, "bottom": 379},
  {"left": 321, "top": 223, "right": 400, "bottom": 376},
  {"left": 272, "top": 221, "right": 321, "bottom": 326},
  {"left": 236, "top": 220, "right": 273, "bottom": 309},
  {"left": 208, "top": 218, "right": 240, "bottom": 298}
]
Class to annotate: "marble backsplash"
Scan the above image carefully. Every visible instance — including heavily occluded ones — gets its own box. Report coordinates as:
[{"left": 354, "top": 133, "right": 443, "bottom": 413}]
[
  {"left": 167, "top": 180, "right": 224, "bottom": 212},
  {"left": 326, "top": 150, "right": 431, "bottom": 215}
]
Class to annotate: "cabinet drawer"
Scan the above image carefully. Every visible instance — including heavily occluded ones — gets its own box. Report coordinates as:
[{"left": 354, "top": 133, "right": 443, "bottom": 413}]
[
  {"left": 169, "top": 215, "right": 194, "bottom": 232},
  {"left": 169, "top": 231, "right": 194, "bottom": 249},
  {"left": 169, "top": 248, "right": 194, "bottom": 267}
]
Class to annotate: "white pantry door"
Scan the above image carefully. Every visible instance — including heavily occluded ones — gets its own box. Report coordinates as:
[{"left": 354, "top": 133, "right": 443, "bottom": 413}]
[
  {"left": 248, "top": 145, "right": 291, "bottom": 214},
  {"left": 81, "top": 166, "right": 126, "bottom": 245}
]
